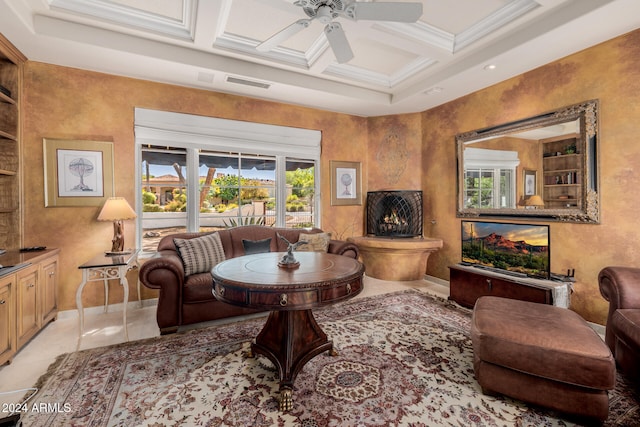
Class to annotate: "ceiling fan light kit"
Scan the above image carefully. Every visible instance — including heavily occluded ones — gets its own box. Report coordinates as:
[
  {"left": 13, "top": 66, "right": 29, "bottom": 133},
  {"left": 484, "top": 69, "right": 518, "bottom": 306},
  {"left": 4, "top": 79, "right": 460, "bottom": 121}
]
[{"left": 258, "top": 0, "right": 423, "bottom": 64}]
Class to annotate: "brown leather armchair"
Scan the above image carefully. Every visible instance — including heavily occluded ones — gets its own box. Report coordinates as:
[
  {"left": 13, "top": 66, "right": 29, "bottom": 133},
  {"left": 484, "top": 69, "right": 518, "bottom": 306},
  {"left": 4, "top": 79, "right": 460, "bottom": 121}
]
[
  {"left": 598, "top": 266, "right": 640, "bottom": 382},
  {"left": 139, "top": 226, "right": 359, "bottom": 334}
]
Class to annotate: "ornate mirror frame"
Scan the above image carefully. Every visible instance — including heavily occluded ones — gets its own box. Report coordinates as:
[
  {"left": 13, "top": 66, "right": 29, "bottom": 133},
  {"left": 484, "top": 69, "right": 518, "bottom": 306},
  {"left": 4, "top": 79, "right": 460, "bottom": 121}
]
[{"left": 456, "top": 100, "right": 599, "bottom": 223}]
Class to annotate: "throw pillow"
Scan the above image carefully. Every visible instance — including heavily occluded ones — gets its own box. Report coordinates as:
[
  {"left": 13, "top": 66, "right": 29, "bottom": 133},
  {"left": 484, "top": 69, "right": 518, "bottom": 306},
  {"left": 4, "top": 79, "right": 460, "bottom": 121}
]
[
  {"left": 242, "top": 238, "right": 272, "bottom": 255},
  {"left": 174, "top": 232, "right": 226, "bottom": 276},
  {"left": 296, "top": 232, "right": 331, "bottom": 252}
]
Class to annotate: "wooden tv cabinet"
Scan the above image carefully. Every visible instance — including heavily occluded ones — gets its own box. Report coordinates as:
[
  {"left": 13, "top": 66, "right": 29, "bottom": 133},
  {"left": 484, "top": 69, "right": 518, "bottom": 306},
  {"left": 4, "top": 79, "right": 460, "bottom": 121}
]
[{"left": 449, "top": 264, "right": 570, "bottom": 309}]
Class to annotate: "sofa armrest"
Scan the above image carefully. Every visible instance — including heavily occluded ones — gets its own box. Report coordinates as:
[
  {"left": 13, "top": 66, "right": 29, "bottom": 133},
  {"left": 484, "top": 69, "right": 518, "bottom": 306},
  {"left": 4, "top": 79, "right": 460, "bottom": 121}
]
[
  {"left": 139, "top": 250, "right": 185, "bottom": 290},
  {"left": 139, "top": 250, "right": 185, "bottom": 333},
  {"left": 598, "top": 266, "right": 640, "bottom": 351},
  {"left": 599, "top": 266, "right": 640, "bottom": 310},
  {"left": 328, "top": 239, "right": 359, "bottom": 259}
]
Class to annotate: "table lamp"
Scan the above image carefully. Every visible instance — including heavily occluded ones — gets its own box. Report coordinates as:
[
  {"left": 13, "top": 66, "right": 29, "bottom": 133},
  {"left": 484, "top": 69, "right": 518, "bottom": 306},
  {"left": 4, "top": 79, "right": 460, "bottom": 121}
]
[
  {"left": 97, "top": 197, "right": 137, "bottom": 254},
  {"left": 524, "top": 194, "right": 545, "bottom": 209}
]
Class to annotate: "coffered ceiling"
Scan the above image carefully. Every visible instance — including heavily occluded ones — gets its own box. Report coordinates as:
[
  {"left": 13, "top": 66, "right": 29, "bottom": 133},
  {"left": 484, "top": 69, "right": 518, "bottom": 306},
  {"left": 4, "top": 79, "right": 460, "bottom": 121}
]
[{"left": 0, "top": 0, "right": 638, "bottom": 116}]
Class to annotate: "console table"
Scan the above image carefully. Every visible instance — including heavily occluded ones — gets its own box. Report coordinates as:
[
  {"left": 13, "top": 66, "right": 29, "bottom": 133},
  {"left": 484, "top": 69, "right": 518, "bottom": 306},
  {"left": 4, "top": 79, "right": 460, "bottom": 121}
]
[
  {"left": 75, "top": 250, "right": 140, "bottom": 349},
  {"left": 449, "top": 264, "right": 570, "bottom": 309},
  {"left": 211, "top": 252, "right": 364, "bottom": 411}
]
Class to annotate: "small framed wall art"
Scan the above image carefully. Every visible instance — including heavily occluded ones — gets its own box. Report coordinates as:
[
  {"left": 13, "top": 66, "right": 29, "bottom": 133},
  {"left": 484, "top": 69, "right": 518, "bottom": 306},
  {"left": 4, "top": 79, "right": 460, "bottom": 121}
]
[
  {"left": 523, "top": 169, "right": 537, "bottom": 198},
  {"left": 330, "top": 160, "right": 362, "bottom": 206},
  {"left": 43, "top": 138, "right": 115, "bottom": 207}
]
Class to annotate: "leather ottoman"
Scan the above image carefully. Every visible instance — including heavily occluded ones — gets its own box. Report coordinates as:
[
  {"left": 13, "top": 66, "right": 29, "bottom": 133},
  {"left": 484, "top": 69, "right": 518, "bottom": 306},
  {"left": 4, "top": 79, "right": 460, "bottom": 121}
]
[{"left": 471, "top": 296, "right": 615, "bottom": 422}]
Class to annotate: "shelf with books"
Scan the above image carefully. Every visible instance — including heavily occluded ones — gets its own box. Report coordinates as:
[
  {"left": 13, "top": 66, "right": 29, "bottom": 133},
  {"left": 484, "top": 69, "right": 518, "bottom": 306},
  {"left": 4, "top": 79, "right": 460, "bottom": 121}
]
[
  {"left": 541, "top": 135, "right": 583, "bottom": 210},
  {"left": 0, "top": 34, "right": 25, "bottom": 250}
]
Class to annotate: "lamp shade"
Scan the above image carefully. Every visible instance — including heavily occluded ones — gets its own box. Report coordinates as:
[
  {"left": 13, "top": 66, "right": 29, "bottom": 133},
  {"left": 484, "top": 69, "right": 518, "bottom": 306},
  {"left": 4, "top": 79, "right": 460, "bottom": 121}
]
[
  {"left": 97, "top": 197, "right": 137, "bottom": 221},
  {"left": 524, "top": 194, "right": 545, "bottom": 207}
]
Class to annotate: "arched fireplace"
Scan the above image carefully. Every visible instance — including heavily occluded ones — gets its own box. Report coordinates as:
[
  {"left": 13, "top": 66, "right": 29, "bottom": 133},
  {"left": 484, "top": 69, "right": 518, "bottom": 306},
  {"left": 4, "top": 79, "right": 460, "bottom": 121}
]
[
  {"left": 351, "top": 190, "right": 441, "bottom": 280},
  {"left": 366, "top": 190, "right": 423, "bottom": 238}
]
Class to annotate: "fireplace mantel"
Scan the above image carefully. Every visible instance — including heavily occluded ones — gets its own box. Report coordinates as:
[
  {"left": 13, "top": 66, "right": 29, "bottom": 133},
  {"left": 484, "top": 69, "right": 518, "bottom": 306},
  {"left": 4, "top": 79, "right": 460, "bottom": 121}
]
[{"left": 348, "top": 236, "right": 443, "bottom": 281}]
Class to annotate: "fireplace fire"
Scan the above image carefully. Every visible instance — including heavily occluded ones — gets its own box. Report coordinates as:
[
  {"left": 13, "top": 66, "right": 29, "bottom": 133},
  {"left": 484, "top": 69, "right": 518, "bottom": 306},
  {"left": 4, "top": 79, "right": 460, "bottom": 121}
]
[{"left": 366, "top": 190, "right": 423, "bottom": 238}]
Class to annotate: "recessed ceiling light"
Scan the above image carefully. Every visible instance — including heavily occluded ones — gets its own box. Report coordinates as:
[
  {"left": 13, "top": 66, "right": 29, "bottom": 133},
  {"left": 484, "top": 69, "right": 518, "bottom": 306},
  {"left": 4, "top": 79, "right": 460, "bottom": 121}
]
[{"left": 484, "top": 64, "right": 497, "bottom": 71}]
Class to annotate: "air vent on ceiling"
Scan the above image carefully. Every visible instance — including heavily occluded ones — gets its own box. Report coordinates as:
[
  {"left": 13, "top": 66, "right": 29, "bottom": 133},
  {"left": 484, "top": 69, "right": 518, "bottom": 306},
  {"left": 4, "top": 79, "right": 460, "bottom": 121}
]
[{"left": 226, "top": 76, "right": 271, "bottom": 89}]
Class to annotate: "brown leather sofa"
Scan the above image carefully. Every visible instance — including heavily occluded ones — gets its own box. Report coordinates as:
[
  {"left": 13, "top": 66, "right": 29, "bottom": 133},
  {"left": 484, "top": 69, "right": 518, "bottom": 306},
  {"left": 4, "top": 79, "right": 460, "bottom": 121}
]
[
  {"left": 598, "top": 266, "right": 640, "bottom": 382},
  {"left": 139, "top": 226, "right": 359, "bottom": 334}
]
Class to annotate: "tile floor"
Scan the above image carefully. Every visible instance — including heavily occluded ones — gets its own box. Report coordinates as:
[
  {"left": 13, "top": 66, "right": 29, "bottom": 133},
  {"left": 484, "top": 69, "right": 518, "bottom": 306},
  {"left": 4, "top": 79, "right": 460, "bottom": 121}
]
[{"left": 0, "top": 275, "right": 449, "bottom": 409}]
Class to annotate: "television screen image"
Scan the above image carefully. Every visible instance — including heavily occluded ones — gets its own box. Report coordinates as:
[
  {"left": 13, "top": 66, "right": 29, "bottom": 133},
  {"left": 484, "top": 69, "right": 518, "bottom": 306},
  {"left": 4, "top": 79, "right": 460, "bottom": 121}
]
[{"left": 461, "top": 221, "right": 550, "bottom": 279}]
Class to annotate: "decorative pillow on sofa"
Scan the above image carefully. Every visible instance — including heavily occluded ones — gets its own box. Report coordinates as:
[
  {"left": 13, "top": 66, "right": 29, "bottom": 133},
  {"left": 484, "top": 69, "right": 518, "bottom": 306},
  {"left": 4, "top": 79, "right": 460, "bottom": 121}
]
[
  {"left": 242, "top": 238, "right": 272, "bottom": 255},
  {"left": 174, "top": 232, "right": 226, "bottom": 276},
  {"left": 296, "top": 232, "right": 331, "bottom": 252}
]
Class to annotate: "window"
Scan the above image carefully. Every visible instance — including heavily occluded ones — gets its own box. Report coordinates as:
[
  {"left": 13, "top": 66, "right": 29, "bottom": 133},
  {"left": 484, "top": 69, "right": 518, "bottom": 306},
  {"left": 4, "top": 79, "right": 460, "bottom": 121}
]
[
  {"left": 135, "top": 109, "right": 321, "bottom": 252},
  {"left": 463, "top": 148, "right": 519, "bottom": 209},
  {"left": 464, "top": 168, "right": 514, "bottom": 208}
]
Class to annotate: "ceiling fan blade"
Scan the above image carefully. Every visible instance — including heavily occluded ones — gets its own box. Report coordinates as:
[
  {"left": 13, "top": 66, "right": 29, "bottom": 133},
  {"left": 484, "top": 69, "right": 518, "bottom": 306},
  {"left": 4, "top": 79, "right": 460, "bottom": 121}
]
[
  {"left": 344, "top": 2, "right": 423, "bottom": 23},
  {"left": 324, "top": 22, "right": 354, "bottom": 64},
  {"left": 256, "top": 19, "right": 311, "bottom": 52}
]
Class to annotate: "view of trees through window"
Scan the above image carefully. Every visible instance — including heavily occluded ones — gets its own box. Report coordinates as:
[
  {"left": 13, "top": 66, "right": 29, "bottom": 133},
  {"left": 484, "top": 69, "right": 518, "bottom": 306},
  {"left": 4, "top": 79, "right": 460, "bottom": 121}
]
[
  {"left": 140, "top": 146, "right": 316, "bottom": 251},
  {"left": 464, "top": 168, "right": 514, "bottom": 209}
]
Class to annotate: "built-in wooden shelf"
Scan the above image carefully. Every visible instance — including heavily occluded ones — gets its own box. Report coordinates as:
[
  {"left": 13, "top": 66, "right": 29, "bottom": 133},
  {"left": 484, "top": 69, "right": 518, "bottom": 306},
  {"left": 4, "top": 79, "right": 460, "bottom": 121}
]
[
  {"left": 0, "top": 33, "right": 25, "bottom": 251},
  {"left": 542, "top": 135, "right": 582, "bottom": 208}
]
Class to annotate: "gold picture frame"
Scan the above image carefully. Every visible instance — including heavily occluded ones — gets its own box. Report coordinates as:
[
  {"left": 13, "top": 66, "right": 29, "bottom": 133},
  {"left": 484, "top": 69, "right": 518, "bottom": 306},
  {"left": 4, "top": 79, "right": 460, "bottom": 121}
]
[
  {"left": 43, "top": 138, "right": 114, "bottom": 207},
  {"left": 330, "top": 160, "right": 362, "bottom": 206}
]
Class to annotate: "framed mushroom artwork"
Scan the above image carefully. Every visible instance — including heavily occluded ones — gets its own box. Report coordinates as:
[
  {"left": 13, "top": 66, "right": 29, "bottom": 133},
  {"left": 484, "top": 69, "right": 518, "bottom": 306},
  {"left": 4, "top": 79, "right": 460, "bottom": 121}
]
[
  {"left": 330, "top": 160, "right": 362, "bottom": 206},
  {"left": 43, "top": 138, "right": 114, "bottom": 207}
]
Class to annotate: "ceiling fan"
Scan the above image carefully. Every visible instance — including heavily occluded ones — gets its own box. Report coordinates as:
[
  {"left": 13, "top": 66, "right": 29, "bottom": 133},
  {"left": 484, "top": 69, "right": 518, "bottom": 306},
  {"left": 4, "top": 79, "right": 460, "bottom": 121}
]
[{"left": 256, "top": 0, "right": 423, "bottom": 64}]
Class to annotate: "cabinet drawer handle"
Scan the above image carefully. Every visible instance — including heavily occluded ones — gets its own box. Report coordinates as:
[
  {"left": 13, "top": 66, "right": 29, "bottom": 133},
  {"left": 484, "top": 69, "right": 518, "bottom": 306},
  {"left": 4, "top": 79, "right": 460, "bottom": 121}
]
[
  {"left": 280, "top": 293, "right": 288, "bottom": 306},
  {"left": 216, "top": 285, "right": 225, "bottom": 297},
  {"left": 0, "top": 299, "right": 5, "bottom": 305},
  {"left": 486, "top": 279, "right": 492, "bottom": 291},
  {"left": 28, "top": 283, "right": 35, "bottom": 288},
  {"left": 49, "top": 272, "right": 55, "bottom": 277},
  {"left": 346, "top": 283, "right": 352, "bottom": 294}
]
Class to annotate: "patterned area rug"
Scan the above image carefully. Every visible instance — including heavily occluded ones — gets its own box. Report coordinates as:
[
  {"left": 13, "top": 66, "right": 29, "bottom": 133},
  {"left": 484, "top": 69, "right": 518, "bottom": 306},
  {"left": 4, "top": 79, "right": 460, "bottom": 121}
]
[{"left": 23, "top": 290, "right": 639, "bottom": 426}]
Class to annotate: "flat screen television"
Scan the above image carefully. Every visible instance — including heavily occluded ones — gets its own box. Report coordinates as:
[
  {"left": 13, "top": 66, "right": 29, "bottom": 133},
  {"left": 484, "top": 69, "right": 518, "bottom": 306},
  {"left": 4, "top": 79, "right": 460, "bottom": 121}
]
[{"left": 461, "top": 221, "right": 550, "bottom": 279}]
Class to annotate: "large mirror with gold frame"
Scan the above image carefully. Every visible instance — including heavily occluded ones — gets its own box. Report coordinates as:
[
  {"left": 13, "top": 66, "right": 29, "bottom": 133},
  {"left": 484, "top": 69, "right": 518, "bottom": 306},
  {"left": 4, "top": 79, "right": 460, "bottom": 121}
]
[{"left": 456, "top": 100, "right": 599, "bottom": 223}]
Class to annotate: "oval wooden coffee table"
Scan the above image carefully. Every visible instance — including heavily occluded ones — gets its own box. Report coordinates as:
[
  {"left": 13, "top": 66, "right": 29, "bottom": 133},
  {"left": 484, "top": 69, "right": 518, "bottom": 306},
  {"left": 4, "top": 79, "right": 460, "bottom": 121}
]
[{"left": 211, "top": 251, "right": 364, "bottom": 411}]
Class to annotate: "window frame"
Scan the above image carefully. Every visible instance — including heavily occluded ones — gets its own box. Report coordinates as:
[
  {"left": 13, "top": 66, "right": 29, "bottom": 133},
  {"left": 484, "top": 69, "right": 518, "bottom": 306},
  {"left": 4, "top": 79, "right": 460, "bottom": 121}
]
[
  {"left": 463, "top": 147, "right": 519, "bottom": 209},
  {"left": 464, "top": 167, "right": 515, "bottom": 209},
  {"left": 134, "top": 109, "right": 321, "bottom": 253}
]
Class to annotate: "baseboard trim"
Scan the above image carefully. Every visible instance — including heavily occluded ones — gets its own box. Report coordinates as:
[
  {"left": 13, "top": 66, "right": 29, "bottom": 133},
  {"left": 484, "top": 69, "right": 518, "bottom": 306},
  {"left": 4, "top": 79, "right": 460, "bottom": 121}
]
[
  {"left": 57, "top": 298, "right": 159, "bottom": 320},
  {"left": 424, "top": 274, "right": 450, "bottom": 288}
]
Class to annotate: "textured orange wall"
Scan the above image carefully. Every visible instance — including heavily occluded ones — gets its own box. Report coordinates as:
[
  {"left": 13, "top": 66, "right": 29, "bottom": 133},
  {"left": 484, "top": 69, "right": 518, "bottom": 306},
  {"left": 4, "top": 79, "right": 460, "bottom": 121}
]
[
  {"left": 366, "top": 113, "right": 422, "bottom": 191},
  {"left": 423, "top": 29, "right": 640, "bottom": 324},
  {"left": 19, "top": 29, "right": 640, "bottom": 325},
  {"left": 21, "top": 63, "right": 367, "bottom": 311}
]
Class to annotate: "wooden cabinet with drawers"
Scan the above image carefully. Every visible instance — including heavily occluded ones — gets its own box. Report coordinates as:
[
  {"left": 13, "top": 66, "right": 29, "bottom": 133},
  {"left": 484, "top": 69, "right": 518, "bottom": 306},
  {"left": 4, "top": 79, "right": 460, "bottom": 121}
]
[
  {"left": 449, "top": 264, "right": 569, "bottom": 309},
  {"left": 17, "top": 263, "right": 39, "bottom": 348},
  {"left": 0, "top": 274, "right": 16, "bottom": 365},
  {"left": 41, "top": 255, "right": 58, "bottom": 325},
  {"left": 0, "top": 248, "right": 59, "bottom": 364}
]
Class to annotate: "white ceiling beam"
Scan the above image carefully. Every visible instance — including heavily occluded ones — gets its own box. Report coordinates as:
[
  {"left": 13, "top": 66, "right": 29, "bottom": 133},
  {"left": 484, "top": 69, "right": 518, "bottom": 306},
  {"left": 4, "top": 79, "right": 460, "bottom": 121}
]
[
  {"left": 192, "top": 0, "right": 225, "bottom": 48},
  {"left": 32, "top": 14, "right": 391, "bottom": 105}
]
